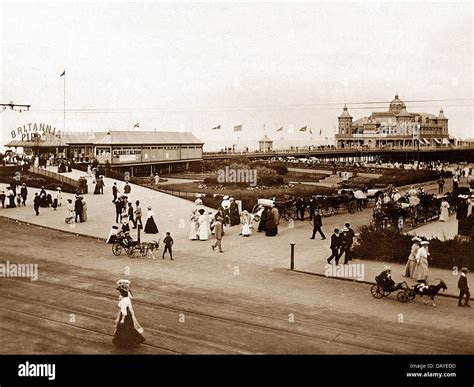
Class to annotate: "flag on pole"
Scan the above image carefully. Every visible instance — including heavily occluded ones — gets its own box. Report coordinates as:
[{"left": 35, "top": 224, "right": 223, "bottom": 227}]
[
  {"left": 299, "top": 126, "right": 307, "bottom": 132},
  {"left": 233, "top": 124, "right": 242, "bottom": 132},
  {"left": 211, "top": 125, "right": 221, "bottom": 130},
  {"left": 60, "top": 70, "right": 65, "bottom": 77},
  {"left": 133, "top": 123, "right": 140, "bottom": 128},
  {"left": 276, "top": 127, "right": 283, "bottom": 132}
]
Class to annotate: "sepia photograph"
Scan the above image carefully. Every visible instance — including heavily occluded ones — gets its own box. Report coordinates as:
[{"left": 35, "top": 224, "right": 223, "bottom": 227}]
[{"left": 0, "top": 0, "right": 473, "bottom": 384}]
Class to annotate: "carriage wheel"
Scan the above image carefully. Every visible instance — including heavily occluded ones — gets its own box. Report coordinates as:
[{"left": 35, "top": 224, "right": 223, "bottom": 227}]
[
  {"left": 322, "top": 206, "right": 332, "bottom": 217},
  {"left": 348, "top": 201, "right": 356, "bottom": 214},
  {"left": 397, "top": 290, "right": 409, "bottom": 303},
  {"left": 370, "top": 284, "right": 384, "bottom": 299},
  {"left": 112, "top": 243, "right": 122, "bottom": 256}
]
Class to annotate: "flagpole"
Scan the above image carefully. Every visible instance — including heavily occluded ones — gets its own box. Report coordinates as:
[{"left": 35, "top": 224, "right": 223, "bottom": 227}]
[{"left": 63, "top": 71, "right": 66, "bottom": 132}]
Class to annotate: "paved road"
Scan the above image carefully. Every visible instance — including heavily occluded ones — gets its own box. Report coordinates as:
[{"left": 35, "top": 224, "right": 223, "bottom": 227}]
[{"left": 1, "top": 219, "right": 472, "bottom": 354}]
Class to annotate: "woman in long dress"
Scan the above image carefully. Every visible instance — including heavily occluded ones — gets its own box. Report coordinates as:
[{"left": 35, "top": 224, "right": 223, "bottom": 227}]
[
  {"left": 65, "top": 199, "right": 75, "bottom": 224},
  {"left": 240, "top": 210, "right": 252, "bottom": 237},
  {"left": 81, "top": 196, "right": 88, "bottom": 222},
  {"left": 265, "top": 212, "right": 278, "bottom": 237},
  {"left": 189, "top": 209, "right": 199, "bottom": 240},
  {"left": 413, "top": 242, "right": 430, "bottom": 283},
  {"left": 112, "top": 279, "right": 145, "bottom": 348},
  {"left": 144, "top": 205, "right": 159, "bottom": 234},
  {"left": 197, "top": 209, "right": 209, "bottom": 241},
  {"left": 439, "top": 200, "right": 450, "bottom": 222},
  {"left": 404, "top": 236, "right": 420, "bottom": 278}
]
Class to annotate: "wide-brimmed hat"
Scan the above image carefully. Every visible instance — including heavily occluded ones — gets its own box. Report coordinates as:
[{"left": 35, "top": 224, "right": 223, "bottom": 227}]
[
  {"left": 461, "top": 267, "right": 469, "bottom": 273},
  {"left": 116, "top": 279, "right": 130, "bottom": 292},
  {"left": 382, "top": 265, "right": 391, "bottom": 271},
  {"left": 147, "top": 205, "right": 152, "bottom": 210},
  {"left": 421, "top": 241, "right": 430, "bottom": 246},
  {"left": 411, "top": 236, "right": 422, "bottom": 242},
  {"left": 223, "top": 195, "right": 229, "bottom": 200}
]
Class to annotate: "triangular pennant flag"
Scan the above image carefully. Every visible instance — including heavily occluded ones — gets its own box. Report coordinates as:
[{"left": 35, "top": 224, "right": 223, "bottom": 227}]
[
  {"left": 299, "top": 126, "right": 307, "bottom": 132},
  {"left": 276, "top": 127, "right": 283, "bottom": 132},
  {"left": 234, "top": 125, "right": 242, "bottom": 132},
  {"left": 60, "top": 70, "right": 65, "bottom": 77},
  {"left": 211, "top": 125, "right": 221, "bottom": 130},
  {"left": 133, "top": 123, "right": 140, "bottom": 128}
]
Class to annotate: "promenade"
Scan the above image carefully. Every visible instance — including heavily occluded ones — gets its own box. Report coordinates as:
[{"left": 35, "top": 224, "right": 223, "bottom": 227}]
[{"left": 0, "top": 166, "right": 469, "bottom": 299}]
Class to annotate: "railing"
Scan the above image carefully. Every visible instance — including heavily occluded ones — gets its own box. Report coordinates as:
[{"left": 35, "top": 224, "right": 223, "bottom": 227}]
[{"left": 29, "top": 166, "right": 80, "bottom": 188}]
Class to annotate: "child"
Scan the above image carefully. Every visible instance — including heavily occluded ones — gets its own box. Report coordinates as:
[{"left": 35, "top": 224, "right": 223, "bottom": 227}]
[
  {"left": 458, "top": 268, "right": 471, "bottom": 307},
  {"left": 162, "top": 232, "right": 173, "bottom": 260}
]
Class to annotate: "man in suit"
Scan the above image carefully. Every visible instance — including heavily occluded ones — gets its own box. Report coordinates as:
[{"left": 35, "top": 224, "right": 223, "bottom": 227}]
[
  {"left": 211, "top": 216, "right": 224, "bottom": 253},
  {"left": 341, "top": 222, "right": 355, "bottom": 264},
  {"left": 134, "top": 200, "right": 142, "bottom": 229},
  {"left": 296, "top": 197, "right": 306, "bottom": 220},
  {"left": 308, "top": 197, "right": 317, "bottom": 221},
  {"left": 112, "top": 182, "right": 119, "bottom": 202},
  {"left": 74, "top": 195, "right": 83, "bottom": 223},
  {"left": 327, "top": 229, "right": 341, "bottom": 265},
  {"left": 458, "top": 267, "right": 471, "bottom": 307},
  {"left": 310, "top": 210, "right": 326, "bottom": 240}
]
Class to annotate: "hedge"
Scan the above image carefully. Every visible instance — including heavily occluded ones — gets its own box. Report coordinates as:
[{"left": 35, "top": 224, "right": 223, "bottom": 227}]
[{"left": 352, "top": 225, "right": 473, "bottom": 270}]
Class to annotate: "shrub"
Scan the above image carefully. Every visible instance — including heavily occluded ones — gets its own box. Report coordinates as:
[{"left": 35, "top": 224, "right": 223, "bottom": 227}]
[{"left": 352, "top": 225, "right": 474, "bottom": 269}]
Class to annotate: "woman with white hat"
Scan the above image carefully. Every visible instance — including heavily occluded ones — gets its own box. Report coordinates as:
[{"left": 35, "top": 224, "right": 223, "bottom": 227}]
[
  {"left": 404, "top": 236, "right": 421, "bottom": 278},
  {"left": 112, "top": 279, "right": 145, "bottom": 348},
  {"left": 413, "top": 240, "right": 430, "bottom": 283},
  {"left": 144, "top": 205, "right": 159, "bottom": 234}
]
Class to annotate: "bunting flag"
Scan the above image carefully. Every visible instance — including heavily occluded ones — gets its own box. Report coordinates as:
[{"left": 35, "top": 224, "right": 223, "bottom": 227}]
[
  {"left": 133, "top": 123, "right": 140, "bottom": 128},
  {"left": 276, "top": 127, "right": 283, "bottom": 132},
  {"left": 211, "top": 125, "right": 221, "bottom": 130},
  {"left": 234, "top": 124, "right": 242, "bottom": 132},
  {"left": 60, "top": 70, "right": 65, "bottom": 77},
  {"left": 299, "top": 126, "right": 307, "bottom": 132}
]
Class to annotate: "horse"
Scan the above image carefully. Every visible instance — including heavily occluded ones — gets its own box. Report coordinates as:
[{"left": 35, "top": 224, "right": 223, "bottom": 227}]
[{"left": 413, "top": 279, "right": 448, "bottom": 307}]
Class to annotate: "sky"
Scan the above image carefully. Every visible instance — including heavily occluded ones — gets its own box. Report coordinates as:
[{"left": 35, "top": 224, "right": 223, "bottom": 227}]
[{"left": 1, "top": 1, "right": 473, "bottom": 151}]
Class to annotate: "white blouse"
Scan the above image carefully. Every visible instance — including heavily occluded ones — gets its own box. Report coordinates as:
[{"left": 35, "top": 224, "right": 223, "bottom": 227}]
[{"left": 118, "top": 297, "right": 131, "bottom": 316}]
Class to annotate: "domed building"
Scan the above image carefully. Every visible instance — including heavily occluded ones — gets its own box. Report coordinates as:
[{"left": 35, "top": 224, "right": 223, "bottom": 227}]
[{"left": 336, "top": 94, "right": 450, "bottom": 149}]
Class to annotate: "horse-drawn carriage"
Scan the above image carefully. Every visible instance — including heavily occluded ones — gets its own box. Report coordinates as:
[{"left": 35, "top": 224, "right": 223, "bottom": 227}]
[
  {"left": 111, "top": 231, "right": 160, "bottom": 259},
  {"left": 370, "top": 270, "right": 448, "bottom": 306},
  {"left": 372, "top": 191, "right": 443, "bottom": 229},
  {"left": 251, "top": 198, "right": 297, "bottom": 222},
  {"left": 314, "top": 191, "right": 358, "bottom": 217}
]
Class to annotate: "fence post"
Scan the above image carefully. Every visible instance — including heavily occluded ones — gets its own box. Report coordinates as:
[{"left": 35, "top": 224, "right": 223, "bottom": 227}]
[{"left": 289, "top": 243, "right": 296, "bottom": 270}]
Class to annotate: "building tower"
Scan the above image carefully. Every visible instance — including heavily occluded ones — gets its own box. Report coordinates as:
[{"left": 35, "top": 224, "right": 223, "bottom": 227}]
[
  {"left": 437, "top": 108, "right": 448, "bottom": 134},
  {"left": 388, "top": 94, "right": 406, "bottom": 115},
  {"left": 338, "top": 104, "right": 353, "bottom": 135}
]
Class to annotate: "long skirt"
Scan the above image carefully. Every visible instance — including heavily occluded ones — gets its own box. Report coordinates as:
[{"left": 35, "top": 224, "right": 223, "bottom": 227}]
[
  {"left": 144, "top": 216, "right": 159, "bottom": 234},
  {"left": 94, "top": 184, "right": 101, "bottom": 194},
  {"left": 112, "top": 311, "right": 145, "bottom": 348},
  {"left": 439, "top": 208, "right": 449, "bottom": 222},
  {"left": 241, "top": 223, "right": 251, "bottom": 236},
  {"left": 404, "top": 259, "right": 416, "bottom": 278},
  {"left": 265, "top": 226, "right": 278, "bottom": 237},
  {"left": 413, "top": 259, "right": 429, "bottom": 282},
  {"left": 189, "top": 222, "right": 198, "bottom": 240}
]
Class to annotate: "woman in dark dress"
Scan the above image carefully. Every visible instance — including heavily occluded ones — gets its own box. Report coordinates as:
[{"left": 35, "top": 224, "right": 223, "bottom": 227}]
[
  {"left": 265, "top": 212, "right": 278, "bottom": 236},
  {"left": 229, "top": 198, "right": 240, "bottom": 226},
  {"left": 144, "top": 205, "right": 159, "bottom": 234},
  {"left": 258, "top": 207, "right": 269, "bottom": 232},
  {"left": 113, "top": 279, "right": 145, "bottom": 348}
]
